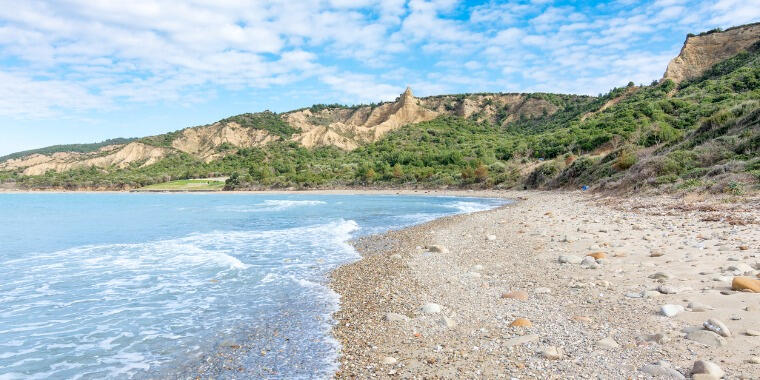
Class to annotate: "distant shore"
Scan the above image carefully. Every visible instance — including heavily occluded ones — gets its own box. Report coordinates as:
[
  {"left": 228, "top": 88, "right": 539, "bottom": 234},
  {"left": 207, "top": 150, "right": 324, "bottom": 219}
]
[{"left": 330, "top": 190, "right": 760, "bottom": 378}]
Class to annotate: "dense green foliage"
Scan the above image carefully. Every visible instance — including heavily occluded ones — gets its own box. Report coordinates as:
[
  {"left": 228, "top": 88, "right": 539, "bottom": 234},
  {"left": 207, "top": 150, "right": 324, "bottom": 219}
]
[
  {"left": 5, "top": 41, "right": 760, "bottom": 193},
  {"left": 0, "top": 138, "right": 136, "bottom": 162}
]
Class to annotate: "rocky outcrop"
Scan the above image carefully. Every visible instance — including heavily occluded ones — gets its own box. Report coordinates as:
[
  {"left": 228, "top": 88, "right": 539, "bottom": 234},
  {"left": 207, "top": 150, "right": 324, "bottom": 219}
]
[
  {"left": 419, "top": 93, "right": 559, "bottom": 126},
  {"left": 663, "top": 23, "right": 760, "bottom": 82},
  {"left": 285, "top": 87, "right": 439, "bottom": 150}
]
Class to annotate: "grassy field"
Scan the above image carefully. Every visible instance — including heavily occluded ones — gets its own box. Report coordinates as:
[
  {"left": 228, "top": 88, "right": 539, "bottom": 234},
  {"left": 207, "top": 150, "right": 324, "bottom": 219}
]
[{"left": 137, "top": 178, "right": 226, "bottom": 191}]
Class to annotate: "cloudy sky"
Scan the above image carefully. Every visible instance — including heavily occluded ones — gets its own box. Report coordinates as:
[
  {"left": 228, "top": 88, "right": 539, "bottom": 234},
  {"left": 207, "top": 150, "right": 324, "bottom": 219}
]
[{"left": 1, "top": 0, "right": 759, "bottom": 155}]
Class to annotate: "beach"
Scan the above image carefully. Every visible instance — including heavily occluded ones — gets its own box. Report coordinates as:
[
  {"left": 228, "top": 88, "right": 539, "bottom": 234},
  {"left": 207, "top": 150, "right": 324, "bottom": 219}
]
[{"left": 331, "top": 190, "right": 760, "bottom": 378}]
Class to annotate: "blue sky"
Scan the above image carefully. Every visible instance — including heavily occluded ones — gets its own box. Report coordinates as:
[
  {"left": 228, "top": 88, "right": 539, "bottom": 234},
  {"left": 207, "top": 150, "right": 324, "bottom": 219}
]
[{"left": 1, "top": 0, "right": 759, "bottom": 155}]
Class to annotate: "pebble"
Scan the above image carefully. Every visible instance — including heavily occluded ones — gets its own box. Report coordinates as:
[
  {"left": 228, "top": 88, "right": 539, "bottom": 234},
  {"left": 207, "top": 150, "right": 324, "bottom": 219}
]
[
  {"left": 509, "top": 318, "right": 532, "bottom": 327},
  {"left": 501, "top": 291, "right": 528, "bottom": 301},
  {"left": 382, "top": 356, "right": 398, "bottom": 365},
  {"left": 596, "top": 337, "right": 620, "bottom": 349},
  {"left": 732, "top": 276, "right": 760, "bottom": 292},
  {"left": 650, "top": 250, "right": 665, "bottom": 257},
  {"left": 486, "top": 234, "right": 496, "bottom": 241},
  {"left": 649, "top": 272, "right": 672, "bottom": 280},
  {"left": 472, "top": 264, "right": 484, "bottom": 271},
  {"left": 587, "top": 251, "right": 606, "bottom": 259},
  {"left": 691, "top": 360, "right": 724, "bottom": 378},
  {"left": 426, "top": 245, "right": 449, "bottom": 253},
  {"left": 750, "top": 356, "right": 760, "bottom": 364},
  {"left": 728, "top": 263, "right": 755, "bottom": 275},
  {"left": 383, "top": 312, "right": 410, "bottom": 322},
  {"left": 686, "top": 330, "right": 727, "bottom": 347},
  {"left": 421, "top": 303, "right": 442, "bottom": 314},
  {"left": 390, "top": 254, "right": 402, "bottom": 260},
  {"left": 660, "top": 304, "right": 684, "bottom": 317},
  {"left": 541, "top": 345, "right": 563, "bottom": 360},
  {"left": 534, "top": 287, "right": 551, "bottom": 294},
  {"left": 581, "top": 256, "right": 597, "bottom": 266},
  {"left": 558, "top": 255, "right": 583, "bottom": 264},
  {"left": 703, "top": 318, "right": 731, "bottom": 337},
  {"left": 503, "top": 334, "right": 539, "bottom": 347},
  {"left": 745, "top": 329, "right": 760, "bottom": 336},
  {"left": 440, "top": 316, "right": 457, "bottom": 328},
  {"left": 640, "top": 364, "right": 685, "bottom": 379},
  {"left": 687, "top": 302, "right": 714, "bottom": 312},
  {"left": 658, "top": 285, "right": 679, "bottom": 294}
]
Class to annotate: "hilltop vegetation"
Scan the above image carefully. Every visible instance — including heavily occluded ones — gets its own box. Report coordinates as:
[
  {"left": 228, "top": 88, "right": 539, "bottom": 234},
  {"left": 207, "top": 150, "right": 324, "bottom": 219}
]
[
  {"left": 1, "top": 38, "right": 759, "bottom": 194},
  {"left": 0, "top": 138, "right": 136, "bottom": 162}
]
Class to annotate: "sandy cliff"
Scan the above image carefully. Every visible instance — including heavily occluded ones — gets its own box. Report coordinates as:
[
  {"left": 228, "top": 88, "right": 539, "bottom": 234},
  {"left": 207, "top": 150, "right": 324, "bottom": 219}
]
[{"left": 663, "top": 23, "right": 760, "bottom": 82}]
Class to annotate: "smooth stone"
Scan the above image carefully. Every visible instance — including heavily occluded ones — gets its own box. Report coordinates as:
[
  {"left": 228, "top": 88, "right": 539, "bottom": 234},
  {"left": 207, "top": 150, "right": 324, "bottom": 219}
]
[
  {"left": 503, "top": 334, "right": 539, "bottom": 347},
  {"left": 440, "top": 316, "right": 457, "bottom": 328},
  {"left": 472, "top": 264, "right": 484, "bottom": 271},
  {"left": 626, "top": 292, "right": 643, "bottom": 298},
  {"left": 687, "top": 302, "right": 714, "bottom": 312},
  {"left": 581, "top": 256, "right": 597, "bottom": 266},
  {"left": 703, "top": 318, "right": 731, "bottom": 337},
  {"left": 510, "top": 318, "right": 532, "bottom": 327},
  {"left": 686, "top": 330, "right": 727, "bottom": 347},
  {"left": 728, "top": 263, "right": 755, "bottom": 275},
  {"left": 421, "top": 303, "right": 442, "bottom": 314},
  {"left": 732, "top": 276, "right": 760, "bottom": 292},
  {"left": 390, "top": 254, "right": 402, "bottom": 260},
  {"left": 745, "top": 329, "right": 760, "bottom": 336},
  {"left": 501, "top": 291, "right": 528, "bottom": 301},
  {"left": 650, "top": 250, "right": 665, "bottom": 257},
  {"left": 749, "top": 356, "right": 760, "bottom": 364},
  {"left": 534, "top": 287, "right": 551, "bottom": 294},
  {"left": 587, "top": 251, "right": 606, "bottom": 259},
  {"left": 541, "top": 345, "right": 563, "bottom": 360},
  {"left": 383, "top": 312, "right": 410, "bottom": 322},
  {"left": 658, "top": 285, "right": 679, "bottom": 294},
  {"left": 661, "top": 304, "right": 684, "bottom": 317},
  {"left": 486, "top": 234, "right": 496, "bottom": 241},
  {"left": 649, "top": 272, "right": 672, "bottom": 280},
  {"left": 559, "top": 255, "right": 583, "bottom": 264},
  {"left": 692, "top": 360, "right": 724, "bottom": 378},
  {"left": 643, "top": 290, "right": 661, "bottom": 298},
  {"left": 640, "top": 364, "right": 685, "bottom": 379},
  {"left": 596, "top": 337, "right": 620, "bottom": 349},
  {"left": 382, "top": 356, "right": 398, "bottom": 365}
]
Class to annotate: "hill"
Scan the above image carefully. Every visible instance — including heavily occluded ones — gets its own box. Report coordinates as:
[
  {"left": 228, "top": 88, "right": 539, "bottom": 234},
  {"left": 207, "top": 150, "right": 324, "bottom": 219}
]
[{"left": 1, "top": 23, "right": 759, "bottom": 194}]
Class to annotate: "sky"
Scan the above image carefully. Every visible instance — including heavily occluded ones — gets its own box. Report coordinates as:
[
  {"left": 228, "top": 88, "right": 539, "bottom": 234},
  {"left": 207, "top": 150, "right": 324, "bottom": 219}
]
[{"left": 1, "top": 0, "right": 759, "bottom": 156}]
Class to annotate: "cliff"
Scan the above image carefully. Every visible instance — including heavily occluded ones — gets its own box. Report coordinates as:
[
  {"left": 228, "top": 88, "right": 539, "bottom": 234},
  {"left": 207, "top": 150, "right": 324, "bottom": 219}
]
[{"left": 663, "top": 23, "right": 760, "bottom": 82}]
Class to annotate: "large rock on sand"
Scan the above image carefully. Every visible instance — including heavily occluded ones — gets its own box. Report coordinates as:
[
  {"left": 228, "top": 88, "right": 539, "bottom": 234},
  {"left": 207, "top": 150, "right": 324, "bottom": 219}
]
[{"left": 732, "top": 276, "right": 760, "bottom": 292}]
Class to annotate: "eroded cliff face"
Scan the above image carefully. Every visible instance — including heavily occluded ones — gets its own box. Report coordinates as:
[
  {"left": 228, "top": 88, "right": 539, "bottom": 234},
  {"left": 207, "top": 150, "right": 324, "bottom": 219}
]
[
  {"left": 284, "top": 87, "right": 439, "bottom": 149},
  {"left": 171, "top": 121, "right": 278, "bottom": 162},
  {"left": 0, "top": 142, "right": 170, "bottom": 176},
  {"left": 663, "top": 23, "right": 760, "bottom": 82}
]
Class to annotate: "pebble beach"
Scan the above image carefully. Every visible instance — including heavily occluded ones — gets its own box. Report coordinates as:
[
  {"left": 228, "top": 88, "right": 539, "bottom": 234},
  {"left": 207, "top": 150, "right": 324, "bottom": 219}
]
[{"left": 330, "top": 190, "right": 760, "bottom": 379}]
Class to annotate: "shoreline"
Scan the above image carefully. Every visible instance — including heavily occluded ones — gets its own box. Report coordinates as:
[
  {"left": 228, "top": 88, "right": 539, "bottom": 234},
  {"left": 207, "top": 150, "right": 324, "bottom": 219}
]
[{"left": 330, "top": 190, "right": 759, "bottom": 378}]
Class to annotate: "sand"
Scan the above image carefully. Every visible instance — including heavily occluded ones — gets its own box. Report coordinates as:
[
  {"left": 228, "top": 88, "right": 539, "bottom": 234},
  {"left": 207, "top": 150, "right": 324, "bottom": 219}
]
[{"left": 331, "top": 190, "right": 760, "bottom": 378}]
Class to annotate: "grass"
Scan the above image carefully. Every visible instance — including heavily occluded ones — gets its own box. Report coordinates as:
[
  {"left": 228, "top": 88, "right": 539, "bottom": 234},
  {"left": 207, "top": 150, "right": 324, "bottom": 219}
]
[{"left": 137, "top": 178, "right": 226, "bottom": 191}]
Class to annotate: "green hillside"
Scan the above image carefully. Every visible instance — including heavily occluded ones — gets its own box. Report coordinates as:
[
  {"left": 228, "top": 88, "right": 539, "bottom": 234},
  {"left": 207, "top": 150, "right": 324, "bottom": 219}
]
[{"left": 2, "top": 42, "right": 759, "bottom": 194}]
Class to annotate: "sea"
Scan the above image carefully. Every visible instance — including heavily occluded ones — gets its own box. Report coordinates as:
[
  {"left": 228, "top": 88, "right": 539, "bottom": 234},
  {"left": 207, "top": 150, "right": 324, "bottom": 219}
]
[{"left": 0, "top": 193, "right": 506, "bottom": 379}]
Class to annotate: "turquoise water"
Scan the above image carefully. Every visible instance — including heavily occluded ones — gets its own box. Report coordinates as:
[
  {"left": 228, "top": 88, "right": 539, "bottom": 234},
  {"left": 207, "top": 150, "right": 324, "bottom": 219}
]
[{"left": 0, "top": 193, "right": 505, "bottom": 379}]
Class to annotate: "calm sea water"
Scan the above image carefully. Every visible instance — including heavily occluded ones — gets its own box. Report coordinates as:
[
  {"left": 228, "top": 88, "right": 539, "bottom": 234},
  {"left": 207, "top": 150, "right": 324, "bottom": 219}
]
[{"left": 0, "top": 193, "right": 505, "bottom": 379}]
